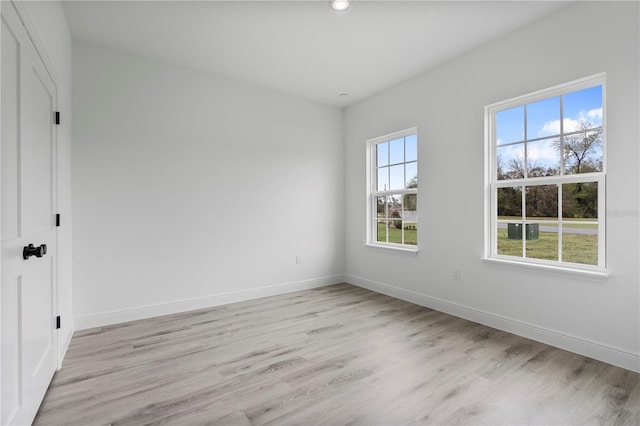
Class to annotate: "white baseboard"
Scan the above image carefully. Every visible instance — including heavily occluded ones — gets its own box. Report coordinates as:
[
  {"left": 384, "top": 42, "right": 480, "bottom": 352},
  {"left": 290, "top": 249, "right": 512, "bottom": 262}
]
[
  {"left": 57, "top": 323, "right": 74, "bottom": 370},
  {"left": 346, "top": 274, "right": 640, "bottom": 373},
  {"left": 74, "top": 274, "right": 345, "bottom": 330}
]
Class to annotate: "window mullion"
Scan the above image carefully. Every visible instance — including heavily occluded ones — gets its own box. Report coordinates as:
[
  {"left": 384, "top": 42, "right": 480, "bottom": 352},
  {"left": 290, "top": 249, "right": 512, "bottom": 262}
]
[
  {"left": 521, "top": 184, "right": 526, "bottom": 258},
  {"left": 373, "top": 189, "right": 417, "bottom": 197},
  {"left": 385, "top": 195, "right": 389, "bottom": 243},
  {"left": 400, "top": 194, "right": 405, "bottom": 245},
  {"left": 495, "top": 172, "right": 603, "bottom": 187},
  {"left": 524, "top": 104, "right": 528, "bottom": 179},
  {"left": 558, "top": 184, "right": 563, "bottom": 263},
  {"left": 560, "top": 94, "right": 565, "bottom": 177},
  {"left": 598, "top": 176, "right": 605, "bottom": 268}
]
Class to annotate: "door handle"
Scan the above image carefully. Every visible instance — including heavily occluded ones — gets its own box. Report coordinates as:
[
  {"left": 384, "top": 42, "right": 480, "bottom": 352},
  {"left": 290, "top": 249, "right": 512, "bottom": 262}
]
[{"left": 23, "top": 243, "right": 47, "bottom": 260}]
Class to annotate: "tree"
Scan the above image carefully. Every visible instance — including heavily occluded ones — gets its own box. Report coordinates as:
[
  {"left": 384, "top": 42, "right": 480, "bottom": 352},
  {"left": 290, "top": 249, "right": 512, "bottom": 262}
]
[
  {"left": 525, "top": 185, "right": 558, "bottom": 218},
  {"left": 376, "top": 196, "right": 385, "bottom": 218},
  {"left": 497, "top": 155, "right": 557, "bottom": 180},
  {"left": 403, "top": 176, "right": 417, "bottom": 212},
  {"left": 553, "top": 121, "right": 602, "bottom": 174},
  {"left": 497, "top": 156, "right": 558, "bottom": 218},
  {"left": 389, "top": 196, "right": 402, "bottom": 229},
  {"left": 505, "top": 156, "right": 525, "bottom": 179},
  {"left": 562, "top": 182, "right": 598, "bottom": 219},
  {"left": 497, "top": 186, "right": 522, "bottom": 217}
]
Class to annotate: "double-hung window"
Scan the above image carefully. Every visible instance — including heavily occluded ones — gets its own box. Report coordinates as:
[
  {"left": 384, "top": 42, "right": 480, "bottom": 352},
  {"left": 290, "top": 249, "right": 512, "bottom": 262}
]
[
  {"left": 367, "top": 128, "right": 418, "bottom": 250},
  {"left": 486, "top": 74, "right": 606, "bottom": 272}
]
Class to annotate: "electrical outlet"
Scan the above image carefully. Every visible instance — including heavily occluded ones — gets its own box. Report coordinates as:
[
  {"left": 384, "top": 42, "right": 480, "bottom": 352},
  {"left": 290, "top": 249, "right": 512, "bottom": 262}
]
[
  {"left": 453, "top": 269, "right": 461, "bottom": 281},
  {"left": 296, "top": 255, "right": 302, "bottom": 265}
]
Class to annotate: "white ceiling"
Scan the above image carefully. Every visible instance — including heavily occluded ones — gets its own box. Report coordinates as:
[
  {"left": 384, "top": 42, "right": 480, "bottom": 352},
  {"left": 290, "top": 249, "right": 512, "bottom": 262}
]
[{"left": 62, "top": 0, "right": 571, "bottom": 107}]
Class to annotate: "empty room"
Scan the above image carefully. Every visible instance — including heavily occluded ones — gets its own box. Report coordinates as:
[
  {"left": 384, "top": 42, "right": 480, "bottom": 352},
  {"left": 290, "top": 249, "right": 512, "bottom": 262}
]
[{"left": 1, "top": 0, "right": 639, "bottom": 425}]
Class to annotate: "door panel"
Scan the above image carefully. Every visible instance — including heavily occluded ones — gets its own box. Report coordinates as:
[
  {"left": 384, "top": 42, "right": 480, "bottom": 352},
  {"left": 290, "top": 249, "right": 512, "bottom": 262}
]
[
  {"left": 0, "top": 272, "right": 20, "bottom": 425},
  {"left": 1, "top": 9, "right": 22, "bottom": 425},
  {"left": 1, "top": 2, "right": 58, "bottom": 425},
  {"left": 22, "top": 66, "right": 54, "bottom": 234},
  {"left": 1, "top": 11, "right": 19, "bottom": 240},
  {"left": 22, "top": 255, "right": 54, "bottom": 373}
]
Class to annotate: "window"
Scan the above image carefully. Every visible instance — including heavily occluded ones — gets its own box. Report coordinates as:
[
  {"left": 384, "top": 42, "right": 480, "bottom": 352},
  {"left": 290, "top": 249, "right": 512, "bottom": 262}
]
[
  {"left": 486, "top": 74, "right": 606, "bottom": 272},
  {"left": 367, "top": 128, "right": 418, "bottom": 250}
]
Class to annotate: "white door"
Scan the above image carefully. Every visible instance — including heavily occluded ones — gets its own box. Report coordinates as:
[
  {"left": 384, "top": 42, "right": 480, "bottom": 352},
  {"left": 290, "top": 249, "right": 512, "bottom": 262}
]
[{"left": 1, "top": 2, "right": 58, "bottom": 425}]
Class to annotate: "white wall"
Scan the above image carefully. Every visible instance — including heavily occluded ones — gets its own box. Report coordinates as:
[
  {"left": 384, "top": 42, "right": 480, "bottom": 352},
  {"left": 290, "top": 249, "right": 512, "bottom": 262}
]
[
  {"left": 72, "top": 42, "right": 345, "bottom": 327},
  {"left": 18, "top": 0, "right": 74, "bottom": 363},
  {"left": 344, "top": 1, "right": 639, "bottom": 371}
]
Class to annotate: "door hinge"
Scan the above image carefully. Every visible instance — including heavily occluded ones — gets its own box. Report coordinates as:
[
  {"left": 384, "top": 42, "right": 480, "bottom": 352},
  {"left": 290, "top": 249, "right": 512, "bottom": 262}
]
[
  {"left": 56, "top": 213, "right": 61, "bottom": 227},
  {"left": 56, "top": 316, "right": 61, "bottom": 329},
  {"left": 55, "top": 111, "right": 60, "bottom": 125}
]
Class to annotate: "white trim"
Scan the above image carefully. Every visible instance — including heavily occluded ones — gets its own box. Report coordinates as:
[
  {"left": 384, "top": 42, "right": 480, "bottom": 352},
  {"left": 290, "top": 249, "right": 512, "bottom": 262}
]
[
  {"left": 364, "top": 243, "right": 419, "bottom": 255},
  {"left": 0, "top": 7, "right": 3, "bottom": 424},
  {"left": 57, "top": 324, "right": 73, "bottom": 370},
  {"left": 485, "top": 74, "right": 607, "bottom": 271},
  {"left": 366, "top": 127, "right": 419, "bottom": 249},
  {"left": 485, "top": 73, "right": 606, "bottom": 112},
  {"left": 74, "top": 274, "right": 345, "bottom": 330},
  {"left": 345, "top": 274, "right": 639, "bottom": 373},
  {"left": 493, "top": 172, "right": 604, "bottom": 187},
  {"left": 10, "top": 1, "right": 60, "bottom": 86},
  {"left": 367, "top": 127, "right": 418, "bottom": 145},
  {"left": 481, "top": 257, "right": 608, "bottom": 281}
]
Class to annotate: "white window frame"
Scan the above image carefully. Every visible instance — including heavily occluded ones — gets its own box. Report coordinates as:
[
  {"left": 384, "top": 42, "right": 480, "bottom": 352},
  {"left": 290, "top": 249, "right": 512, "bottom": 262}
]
[
  {"left": 484, "top": 74, "right": 607, "bottom": 276},
  {"left": 366, "top": 127, "right": 418, "bottom": 253}
]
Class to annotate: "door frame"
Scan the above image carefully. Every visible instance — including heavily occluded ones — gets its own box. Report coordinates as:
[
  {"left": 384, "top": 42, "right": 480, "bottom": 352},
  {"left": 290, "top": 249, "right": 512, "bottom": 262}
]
[{"left": 0, "top": 0, "right": 62, "bottom": 422}]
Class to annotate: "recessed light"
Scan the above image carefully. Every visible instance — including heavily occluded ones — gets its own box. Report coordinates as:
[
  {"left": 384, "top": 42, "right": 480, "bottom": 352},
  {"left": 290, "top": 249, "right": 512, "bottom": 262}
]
[
  {"left": 330, "top": 0, "right": 350, "bottom": 12},
  {"left": 339, "top": 93, "right": 349, "bottom": 98}
]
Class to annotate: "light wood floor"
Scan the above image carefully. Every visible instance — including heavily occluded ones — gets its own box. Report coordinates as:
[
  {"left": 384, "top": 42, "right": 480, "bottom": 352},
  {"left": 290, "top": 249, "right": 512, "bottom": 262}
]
[{"left": 35, "top": 284, "right": 639, "bottom": 425}]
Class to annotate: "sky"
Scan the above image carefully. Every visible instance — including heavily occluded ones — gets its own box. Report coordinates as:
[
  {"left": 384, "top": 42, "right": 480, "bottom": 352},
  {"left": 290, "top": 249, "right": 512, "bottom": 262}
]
[
  {"left": 375, "top": 86, "right": 603, "bottom": 191},
  {"left": 376, "top": 134, "right": 417, "bottom": 191},
  {"left": 496, "top": 85, "right": 603, "bottom": 175}
]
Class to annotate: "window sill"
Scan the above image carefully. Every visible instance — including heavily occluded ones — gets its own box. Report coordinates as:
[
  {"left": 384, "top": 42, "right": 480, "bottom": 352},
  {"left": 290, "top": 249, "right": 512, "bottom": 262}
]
[
  {"left": 365, "top": 243, "right": 419, "bottom": 256},
  {"left": 482, "top": 257, "right": 609, "bottom": 282}
]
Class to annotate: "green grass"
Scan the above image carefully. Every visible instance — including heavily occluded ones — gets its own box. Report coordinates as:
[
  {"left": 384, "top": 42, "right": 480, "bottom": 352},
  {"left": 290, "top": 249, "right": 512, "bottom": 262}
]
[
  {"left": 377, "top": 221, "right": 417, "bottom": 245},
  {"left": 375, "top": 220, "right": 596, "bottom": 264},
  {"left": 497, "top": 231, "right": 597, "bottom": 265}
]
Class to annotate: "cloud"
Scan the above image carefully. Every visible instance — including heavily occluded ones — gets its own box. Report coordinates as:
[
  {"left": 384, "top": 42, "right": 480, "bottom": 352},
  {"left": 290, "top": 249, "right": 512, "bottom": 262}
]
[
  {"left": 584, "top": 108, "right": 602, "bottom": 124},
  {"left": 497, "top": 143, "right": 523, "bottom": 161},
  {"left": 541, "top": 118, "right": 572, "bottom": 135},
  {"left": 527, "top": 142, "right": 557, "bottom": 163},
  {"left": 539, "top": 107, "right": 602, "bottom": 136}
]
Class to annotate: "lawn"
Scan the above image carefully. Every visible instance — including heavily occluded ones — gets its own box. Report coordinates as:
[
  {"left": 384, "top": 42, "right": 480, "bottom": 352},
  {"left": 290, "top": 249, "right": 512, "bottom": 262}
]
[
  {"left": 377, "top": 221, "right": 417, "bottom": 245},
  {"left": 497, "top": 231, "right": 597, "bottom": 265},
  {"left": 375, "top": 221, "right": 596, "bottom": 265}
]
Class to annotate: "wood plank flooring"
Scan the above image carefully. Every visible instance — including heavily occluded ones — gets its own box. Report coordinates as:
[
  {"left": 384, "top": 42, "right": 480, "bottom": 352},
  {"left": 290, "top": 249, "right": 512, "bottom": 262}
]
[{"left": 34, "top": 284, "right": 639, "bottom": 425}]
